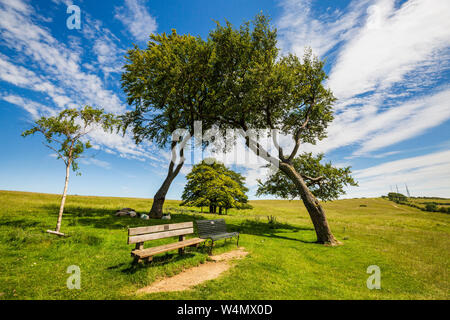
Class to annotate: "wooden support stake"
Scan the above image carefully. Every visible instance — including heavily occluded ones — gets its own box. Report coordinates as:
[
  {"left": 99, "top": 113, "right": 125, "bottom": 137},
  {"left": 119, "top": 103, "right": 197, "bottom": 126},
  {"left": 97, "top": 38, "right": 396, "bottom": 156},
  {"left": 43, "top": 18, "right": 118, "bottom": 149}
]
[{"left": 46, "top": 230, "right": 66, "bottom": 237}]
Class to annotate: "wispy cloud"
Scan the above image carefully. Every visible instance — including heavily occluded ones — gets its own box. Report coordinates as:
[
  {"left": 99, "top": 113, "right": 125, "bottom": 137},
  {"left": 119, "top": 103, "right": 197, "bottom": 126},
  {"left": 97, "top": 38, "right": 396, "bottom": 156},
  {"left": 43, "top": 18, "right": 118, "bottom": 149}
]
[
  {"left": 310, "top": 87, "right": 450, "bottom": 156},
  {"left": 0, "top": 94, "right": 56, "bottom": 119},
  {"left": 79, "top": 158, "right": 112, "bottom": 170},
  {"left": 350, "top": 150, "right": 450, "bottom": 197},
  {"left": 0, "top": 0, "right": 160, "bottom": 163},
  {"left": 0, "top": 0, "right": 124, "bottom": 113},
  {"left": 278, "top": 0, "right": 371, "bottom": 58},
  {"left": 328, "top": 0, "right": 450, "bottom": 100},
  {"left": 114, "top": 0, "right": 157, "bottom": 43},
  {"left": 278, "top": 0, "right": 450, "bottom": 157}
]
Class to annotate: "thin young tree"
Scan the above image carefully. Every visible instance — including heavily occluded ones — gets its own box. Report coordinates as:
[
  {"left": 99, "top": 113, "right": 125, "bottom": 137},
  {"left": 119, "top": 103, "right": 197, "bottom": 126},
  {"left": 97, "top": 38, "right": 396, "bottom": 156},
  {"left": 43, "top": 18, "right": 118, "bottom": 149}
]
[
  {"left": 204, "top": 15, "right": 357, "bottom": 245},
  {"left": 22, "top": 106, "right": 118, "bottom": 236}
]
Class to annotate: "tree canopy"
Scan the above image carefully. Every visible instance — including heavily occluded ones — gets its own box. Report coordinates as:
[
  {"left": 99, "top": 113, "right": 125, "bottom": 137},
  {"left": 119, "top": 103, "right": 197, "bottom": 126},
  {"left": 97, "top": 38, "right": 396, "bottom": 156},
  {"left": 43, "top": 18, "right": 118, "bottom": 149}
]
[
  {"left": 181, "top": 159, "right": 250, "bottom": 214},
  {"left": 256, "top": 153, "right": 357, "bottom": 202},
  {"left": 199, "top": 14, "right": 353, "bottom": 245},
  {"left": 120, "top": 30, "right": 217, "bottom": 218},
  {"left": 22, "top": 106, "right": 118, "bottom": 174},
  {"left": 22, "top": 106, "right": 118, "bottom": 234}
]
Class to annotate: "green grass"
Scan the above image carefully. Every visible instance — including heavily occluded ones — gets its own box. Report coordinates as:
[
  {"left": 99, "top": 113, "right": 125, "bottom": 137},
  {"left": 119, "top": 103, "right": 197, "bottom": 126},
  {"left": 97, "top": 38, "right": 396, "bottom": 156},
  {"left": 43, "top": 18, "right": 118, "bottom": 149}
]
[
  {"left": 408, "top": 197, "right": 450, "bottom": 210},
  {"left": 0, "top": 190, "right": 448, "bottom": 300}
]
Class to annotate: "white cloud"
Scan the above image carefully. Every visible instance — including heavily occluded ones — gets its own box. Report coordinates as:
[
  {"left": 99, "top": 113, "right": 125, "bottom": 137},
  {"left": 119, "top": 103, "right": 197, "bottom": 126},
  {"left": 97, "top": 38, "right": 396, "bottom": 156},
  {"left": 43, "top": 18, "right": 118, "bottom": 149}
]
[
  {"left": 278, "top": 0, "right": 371, "bottom": 58},
  {"left": 0, "top": 0, "right": 162, "bottom": 163},
  {"left": 278, "top": 0, "right": 450, "bottom": 158},
  {"left": 115, "top": 0, "right": 157, "bottom": 42},
  {"left": 79, "top": 158, "right": 112, "bottom": 170},
  {"left": 349, "top": 150, "right": 450, "bottom": 198},
  {"left": 328, "top": 0, "right": 450, "bottom": 100},
  {"left": 307, "top": 87, "right": 450, "bottom": 156},
  {"left": 0, "top": 0, "right": 124, "bottom": 113},
  {"left": 1, "top": 94, "right": 56, "bottom": 119}
]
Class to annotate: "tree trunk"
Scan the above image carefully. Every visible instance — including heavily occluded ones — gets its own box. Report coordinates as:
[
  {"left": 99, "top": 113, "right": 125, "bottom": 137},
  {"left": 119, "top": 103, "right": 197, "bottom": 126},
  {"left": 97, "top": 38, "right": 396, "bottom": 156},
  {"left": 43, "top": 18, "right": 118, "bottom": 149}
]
[
  {"left": 219, "top": 207, "right": 223, "bottom": 215},
  {"left": 150, "top": 137, "right": 187, "bottom": 219},
  {"left": 279, "top": 162, "right": 340, "bottom": 246},
  {"left": 149, "top": 167, "right": 180, "bottom": 219},
  {"left": 55, "top": 161, "right": 70, "bottom": 233}
]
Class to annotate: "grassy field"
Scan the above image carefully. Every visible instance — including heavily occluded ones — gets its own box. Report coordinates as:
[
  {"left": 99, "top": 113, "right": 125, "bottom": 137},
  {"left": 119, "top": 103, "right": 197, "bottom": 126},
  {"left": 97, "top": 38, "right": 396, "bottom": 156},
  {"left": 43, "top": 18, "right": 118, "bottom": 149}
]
[
  {"left": 408, "top": 197, "right": 450, "bottom": 210},
  {"left": 0, "top": 190, "right": 448, "bottom": 300}
]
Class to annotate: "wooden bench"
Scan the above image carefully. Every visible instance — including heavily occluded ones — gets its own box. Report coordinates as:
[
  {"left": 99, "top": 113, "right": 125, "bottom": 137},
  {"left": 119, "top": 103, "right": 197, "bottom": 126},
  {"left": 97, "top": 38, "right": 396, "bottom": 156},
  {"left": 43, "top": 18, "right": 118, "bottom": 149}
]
[
  {"left": 128, "top": 222, "right": 205, "bottom": 263},
  {"left": 196, "top": 219, "right": 239, "bottom": 253}
]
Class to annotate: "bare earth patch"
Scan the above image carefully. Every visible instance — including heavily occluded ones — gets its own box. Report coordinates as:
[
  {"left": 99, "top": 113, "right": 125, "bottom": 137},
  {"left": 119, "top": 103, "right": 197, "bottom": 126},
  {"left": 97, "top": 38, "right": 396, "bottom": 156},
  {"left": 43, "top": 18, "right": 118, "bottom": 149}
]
[{"left": 136, "top": 247, "right": 248, "bottom": 294}]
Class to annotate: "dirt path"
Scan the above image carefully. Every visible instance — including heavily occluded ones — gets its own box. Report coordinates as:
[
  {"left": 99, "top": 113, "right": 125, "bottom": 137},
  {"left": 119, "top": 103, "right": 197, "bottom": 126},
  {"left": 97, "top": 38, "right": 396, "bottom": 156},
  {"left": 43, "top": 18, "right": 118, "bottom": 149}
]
[{"left": 136, "top": 248, "right": 248, "bottom": 294}]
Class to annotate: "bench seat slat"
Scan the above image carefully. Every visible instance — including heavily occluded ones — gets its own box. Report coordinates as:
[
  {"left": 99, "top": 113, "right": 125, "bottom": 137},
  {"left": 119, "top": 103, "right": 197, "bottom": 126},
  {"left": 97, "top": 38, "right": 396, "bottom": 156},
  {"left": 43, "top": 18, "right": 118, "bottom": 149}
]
[
  {"left": 132, "top": 237, "right": 205, "bottom": 258},
  {"left": 128, "top": 227, "right": 194, "bottom": 244},
  {"left": 128, "top": 222, "right": 193, "bottom": 236},
  {"left": 201, "top": 232, "right": 239, "bottom": 241}
]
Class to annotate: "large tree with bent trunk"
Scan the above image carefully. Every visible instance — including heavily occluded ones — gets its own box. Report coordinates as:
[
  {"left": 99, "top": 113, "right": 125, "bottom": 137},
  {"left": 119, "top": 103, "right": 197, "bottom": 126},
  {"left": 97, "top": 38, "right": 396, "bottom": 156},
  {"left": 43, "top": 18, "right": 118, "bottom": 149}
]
[
  {"left": 205, "top": 15, "right": 356, "bottom": 245},
  {"left": 121, "top": 31, "right": 215, "bottom": 218}
]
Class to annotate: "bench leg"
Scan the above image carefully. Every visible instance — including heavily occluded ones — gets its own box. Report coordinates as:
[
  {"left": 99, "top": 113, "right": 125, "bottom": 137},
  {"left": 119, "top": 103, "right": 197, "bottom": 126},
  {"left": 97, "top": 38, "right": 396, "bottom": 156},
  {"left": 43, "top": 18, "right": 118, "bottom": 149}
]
[
  {"left": 209, "top": 240, "right": 214, "bottom": 255},
  {"left": 178, "top": 235, "right": 186, "bottom": 255},
  {"left": 133, "top": 256, "right": 142, "bottom": 264},
  {"left": 147, "top": 256, "right": 153, "bottom": 263}
]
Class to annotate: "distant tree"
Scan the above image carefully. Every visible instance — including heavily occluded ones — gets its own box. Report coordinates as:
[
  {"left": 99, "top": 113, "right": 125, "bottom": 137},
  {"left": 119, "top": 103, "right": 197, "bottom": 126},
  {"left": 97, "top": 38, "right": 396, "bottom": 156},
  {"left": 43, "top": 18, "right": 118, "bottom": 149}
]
[
  {"left": 201, "top": 14, "right": 355, "bottom": 245},
  {"left": 424, "top": 202, "right": 437, "bottom": 212},
  {"left": 256, "top": 153, "right": 357, "bottom": 202},
  {"left": 121, "top": 31, "right": 216, "bottom": 218},
  {"left": 388, "top": 192, "right": 407, "bottom": 203},
  {"left": 181, "top": 159, "right": 250, "bottom": 214},
  {"left": 22, "top": 106, "right": 118, "bottom": 235}
]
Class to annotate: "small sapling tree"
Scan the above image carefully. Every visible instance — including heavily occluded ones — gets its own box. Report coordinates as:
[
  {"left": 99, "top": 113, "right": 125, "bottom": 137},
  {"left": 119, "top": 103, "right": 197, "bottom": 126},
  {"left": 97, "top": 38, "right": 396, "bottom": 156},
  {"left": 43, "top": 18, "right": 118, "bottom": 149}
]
[{"left": 22, "top": 106, "right": 118, "bottom": 236}]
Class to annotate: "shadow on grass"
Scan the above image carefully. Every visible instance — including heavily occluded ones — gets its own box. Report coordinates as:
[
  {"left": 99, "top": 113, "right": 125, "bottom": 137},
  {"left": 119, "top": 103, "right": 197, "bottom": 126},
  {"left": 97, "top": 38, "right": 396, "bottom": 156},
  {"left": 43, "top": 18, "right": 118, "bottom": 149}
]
[
  {"left": 39, "top": 204, "right": 317, "bottom": 245},
  {"left": 0, "top": 218, "right": 44, "bottom": 229},
  {"left": 107, "top": 250, "right": 203, "bottom": 274},
  {"left": 228, "top": 219, "right": 317, "bottom": 244}
]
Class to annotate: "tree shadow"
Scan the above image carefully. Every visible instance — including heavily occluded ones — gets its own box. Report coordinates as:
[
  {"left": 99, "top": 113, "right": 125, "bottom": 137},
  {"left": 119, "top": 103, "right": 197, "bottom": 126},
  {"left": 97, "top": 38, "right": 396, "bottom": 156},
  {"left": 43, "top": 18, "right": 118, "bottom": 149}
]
[
  {"left": 39, "top": 204, "right": 318, "bottom": 245},
  {"left": 0, "top": 218, "right": 44, "bottom": 229},
  {"left": 108, "top": 251, "right": 201, "bottom": 274},
  {"left": 225, "top": 219, "right": 317, "bottom": 244}
]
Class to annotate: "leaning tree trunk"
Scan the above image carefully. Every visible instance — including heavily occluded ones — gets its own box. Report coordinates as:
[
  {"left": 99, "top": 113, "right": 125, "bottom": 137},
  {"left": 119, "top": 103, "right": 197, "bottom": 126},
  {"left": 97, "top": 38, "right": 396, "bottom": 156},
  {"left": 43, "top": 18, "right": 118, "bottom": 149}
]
[
  {"left": 279, "top": 162, "right": 340, "bottom": 246},
  {"left": 149, "top": 161, "right": 184, "bottom": 219},
  {"left": 55, "top": 160, "right": 71, "bottom": 233}
]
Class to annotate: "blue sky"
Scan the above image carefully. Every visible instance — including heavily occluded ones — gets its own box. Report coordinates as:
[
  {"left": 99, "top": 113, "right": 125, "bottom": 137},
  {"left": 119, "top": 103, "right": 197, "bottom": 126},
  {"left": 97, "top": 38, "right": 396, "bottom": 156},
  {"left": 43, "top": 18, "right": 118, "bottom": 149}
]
[{"left": 0, "top": 0, "right": 449, "bottom": 200}]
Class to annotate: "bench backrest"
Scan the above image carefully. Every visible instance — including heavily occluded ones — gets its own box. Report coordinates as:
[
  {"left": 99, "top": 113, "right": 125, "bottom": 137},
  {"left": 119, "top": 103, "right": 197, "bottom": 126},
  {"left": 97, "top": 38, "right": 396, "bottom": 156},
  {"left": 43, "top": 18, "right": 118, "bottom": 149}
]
[
  {"left": 128, "top": 222, "right": 194, "bottom": 245},
  {"left": 196, "top": 219, "right": 227, "bottom": 237}
]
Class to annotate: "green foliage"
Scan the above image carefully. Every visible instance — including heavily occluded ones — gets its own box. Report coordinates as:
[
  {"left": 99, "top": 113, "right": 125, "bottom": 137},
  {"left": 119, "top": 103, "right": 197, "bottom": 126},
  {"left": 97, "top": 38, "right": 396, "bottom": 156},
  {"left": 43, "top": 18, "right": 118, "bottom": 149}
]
[
  {"left": 0, "top": 191, "right": 449, "bottom": 299},
  {"left": 256, "top": 153, "right": 357, "bottom": 201},
  {"left": 438, "top": 207, "right": 448, "bottom": 214},
  {"left": 388, "top": 192, "right": 408, "bottom": 203},
  {"left": 425, "top": 202, "right": 438, "bottom": 212},
  {"left": 21, "top": 106, "right": 118, "bottom": 173},
  {"left": 206, "top": 14, "right": 335, "bottom": 147},
  {"left": 120, "top": 30, "right": 215, "bottom": 147},
  {"left": 181, "top": 159, "right": 250, "bottom": 212}
]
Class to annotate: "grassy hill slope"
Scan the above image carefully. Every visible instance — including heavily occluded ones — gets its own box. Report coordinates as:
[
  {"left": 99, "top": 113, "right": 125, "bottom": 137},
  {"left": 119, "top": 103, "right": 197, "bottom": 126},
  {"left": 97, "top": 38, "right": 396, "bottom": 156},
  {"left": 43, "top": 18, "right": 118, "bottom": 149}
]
[{"left": 0, "top": 190, "right": 448, "bottom": 299}]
